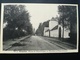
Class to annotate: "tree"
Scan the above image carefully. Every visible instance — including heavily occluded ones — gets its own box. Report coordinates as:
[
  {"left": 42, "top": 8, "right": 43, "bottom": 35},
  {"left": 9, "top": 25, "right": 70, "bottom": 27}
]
[
  {"left": 58, "top": 5, "right": 77, "bottom": 43},
  {"left": 3, "top": 5, "right": 33, "bottom": 40},
  {"left": 36, "top": 23, "right": 43, "bottom": 36},
  {"left": 36, "top": 20, "right": 49, "bottom": 36}
]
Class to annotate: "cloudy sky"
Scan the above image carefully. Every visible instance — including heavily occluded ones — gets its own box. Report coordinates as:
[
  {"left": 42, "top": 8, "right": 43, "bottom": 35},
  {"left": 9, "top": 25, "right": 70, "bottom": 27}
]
[{"left": 25, "top": 4, "right": 59, "bottom": 30}]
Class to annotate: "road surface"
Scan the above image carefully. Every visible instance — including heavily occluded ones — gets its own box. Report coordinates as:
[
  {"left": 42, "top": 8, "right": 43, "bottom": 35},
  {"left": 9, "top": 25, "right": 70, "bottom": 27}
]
[{"left": 5, "top": 36, "right": 76, "bottom": 51}]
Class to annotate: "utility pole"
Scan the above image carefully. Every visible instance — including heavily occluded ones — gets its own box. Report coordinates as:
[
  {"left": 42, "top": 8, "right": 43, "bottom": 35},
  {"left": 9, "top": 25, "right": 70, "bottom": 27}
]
[{"left": 49, "top": 29, "right": 50, "bottom": 37}]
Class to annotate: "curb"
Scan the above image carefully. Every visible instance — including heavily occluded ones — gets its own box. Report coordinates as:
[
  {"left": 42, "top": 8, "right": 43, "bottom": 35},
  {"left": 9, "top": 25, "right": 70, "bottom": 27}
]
[{"left": 4, "top": 35, "right": 31, "bottom": 50}]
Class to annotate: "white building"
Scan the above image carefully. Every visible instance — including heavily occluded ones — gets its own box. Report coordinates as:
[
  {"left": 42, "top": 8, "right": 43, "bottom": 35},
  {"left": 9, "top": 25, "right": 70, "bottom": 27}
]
[
  {"left": 49, "top": 18, "right": 58, "bottom": 37},
  {"left": 44, "top": 17, "right": 70, "bottom": 38},
  {"left": 44, "top": 27, "right": 49, "bottom": 37}
]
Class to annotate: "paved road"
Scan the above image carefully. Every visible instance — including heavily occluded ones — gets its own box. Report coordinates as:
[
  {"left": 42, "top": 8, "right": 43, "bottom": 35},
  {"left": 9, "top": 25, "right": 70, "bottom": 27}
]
[{"left": 7, "top": 36, "right": 75, "bottom": 50}]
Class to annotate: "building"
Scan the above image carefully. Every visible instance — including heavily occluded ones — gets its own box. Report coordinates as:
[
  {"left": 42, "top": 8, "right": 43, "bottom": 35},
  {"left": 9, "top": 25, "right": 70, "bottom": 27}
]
[
  {"left": 43, "top": 17, "right": 70, "bottom": 38},
  {"left": 44, "top": 27, "right": 49, "bottom": 37}
]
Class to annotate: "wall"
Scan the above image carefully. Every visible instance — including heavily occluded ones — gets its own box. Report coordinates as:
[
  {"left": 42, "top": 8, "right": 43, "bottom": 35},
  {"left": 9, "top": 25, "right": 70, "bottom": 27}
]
[{"left": 44, "top": 27, "right": 49, "bottom": 36}]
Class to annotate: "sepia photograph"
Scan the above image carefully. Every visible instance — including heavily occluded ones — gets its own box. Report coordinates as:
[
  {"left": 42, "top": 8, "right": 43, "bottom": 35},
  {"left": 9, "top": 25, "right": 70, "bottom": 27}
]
[{"left": 0, "top": 3, "right": 79, "bottom": 53}]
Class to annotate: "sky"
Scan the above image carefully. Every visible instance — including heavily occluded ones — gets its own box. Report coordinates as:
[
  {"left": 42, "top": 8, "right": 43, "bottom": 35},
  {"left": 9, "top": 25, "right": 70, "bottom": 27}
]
[{"left": 25, "top": 4, "right": 59, "bottom": 30}]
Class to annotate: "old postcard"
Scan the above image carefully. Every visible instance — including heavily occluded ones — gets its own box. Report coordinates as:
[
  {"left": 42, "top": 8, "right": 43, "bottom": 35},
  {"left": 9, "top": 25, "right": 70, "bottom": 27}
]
[{"left": 0, "top": 3, "right": 79, "bottom": 53}]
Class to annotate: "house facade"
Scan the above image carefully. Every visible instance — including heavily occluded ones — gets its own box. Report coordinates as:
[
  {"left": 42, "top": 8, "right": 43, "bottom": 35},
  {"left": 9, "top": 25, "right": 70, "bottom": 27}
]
[
  {"left": 49, "top": 18, "right": 59, "bottom": 37},
  {"left": 44, "top": 27, "right": 49, "bottom": 37},
  {"left": 43, "top": 17, "right": 70, "bottom": 38}
]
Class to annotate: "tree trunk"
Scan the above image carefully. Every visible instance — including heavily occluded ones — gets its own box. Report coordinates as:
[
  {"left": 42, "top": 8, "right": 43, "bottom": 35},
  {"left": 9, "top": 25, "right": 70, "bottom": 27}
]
[
  {"left": 59, "top": 27, "right": 61, "bottom": 39},
  {"left": 62, "top": 19, "right": 64, "bottom": 39}
]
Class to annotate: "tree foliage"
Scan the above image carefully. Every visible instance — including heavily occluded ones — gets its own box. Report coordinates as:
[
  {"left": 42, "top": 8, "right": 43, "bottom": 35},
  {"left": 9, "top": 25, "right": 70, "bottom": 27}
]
[
  {"left": 58, "top": 5, "right": 77, "bottom": 30},
  {"left": 36, "top": 20, "right": 49, "bottom": 36},
  {"left": 3, "top": 5, "right": 33, "bottom": 40},
  {"left": 58, "top": 5, "right": 77, "bottom": 41},
  {"left": 36, "top": 23, "right": 43, "bottom": 36}
]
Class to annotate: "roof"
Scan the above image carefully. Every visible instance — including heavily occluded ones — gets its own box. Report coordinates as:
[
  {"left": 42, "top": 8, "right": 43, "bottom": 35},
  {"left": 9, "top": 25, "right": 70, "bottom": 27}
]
[
  {"left": 45, "top": 25, "right": 58, "bottom": 32},
  {"left": 51, "top": 25, "right": 58, "bottom": 31},
  {"left": 43, "top": 20, "right": 50, "bottom": 27},
  {"left": 45, "top": 29, "right": 49, "bottom": 32}
]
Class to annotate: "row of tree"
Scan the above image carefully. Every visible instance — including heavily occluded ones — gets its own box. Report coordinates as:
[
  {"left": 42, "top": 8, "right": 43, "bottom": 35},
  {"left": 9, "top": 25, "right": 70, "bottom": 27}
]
[
  {"left": 3, "top": 5, "right": 33, "bottom": 40},
  {"left": 36, "top": 20, "right": 49, "bottom": 36},
  {"left": 58, "top": 5, "right": 77, "bottom": 41}
]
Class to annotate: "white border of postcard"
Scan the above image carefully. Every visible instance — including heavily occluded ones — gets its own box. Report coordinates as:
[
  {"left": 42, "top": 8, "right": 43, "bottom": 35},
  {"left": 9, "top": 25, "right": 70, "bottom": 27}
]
[{"left": 0, "top": 3, "right": 79, "bottom": 53}]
